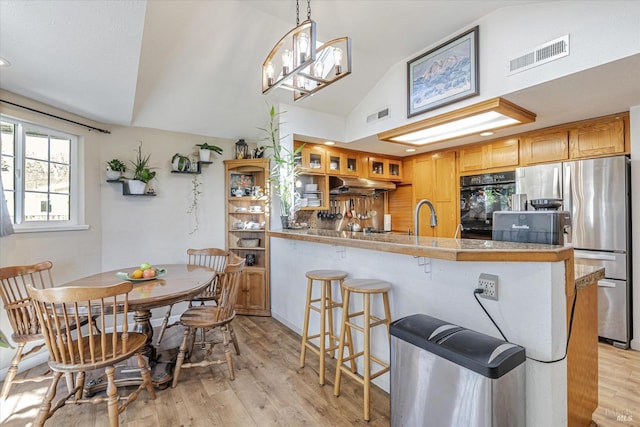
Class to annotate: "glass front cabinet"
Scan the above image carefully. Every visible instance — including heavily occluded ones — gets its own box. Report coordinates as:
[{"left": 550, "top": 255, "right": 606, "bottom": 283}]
[{"left": 224, "top": 159, "right": 270, "bottom": 316}]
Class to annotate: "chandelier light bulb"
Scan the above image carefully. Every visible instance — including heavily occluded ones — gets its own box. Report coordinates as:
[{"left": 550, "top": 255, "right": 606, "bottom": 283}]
[
  {"left": 333, "top": 47, "right": 343, "bottom": 75},
  {"left": 298, "top": 33, "right": 309, "bottom": 64},
  {"left": 266, "top": 62, "right": 275, "bottom": 86},
  {"left": 313, "top": 62, "right": 324, "bottom": 85},
  {"left": 282, "top": 49, "right": 292, "bottom": 74}
]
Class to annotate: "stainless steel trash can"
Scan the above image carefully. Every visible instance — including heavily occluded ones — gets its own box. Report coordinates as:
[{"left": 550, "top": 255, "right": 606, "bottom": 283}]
[{"left": 390, "top": 314, "right": 526, "bottom": 427}]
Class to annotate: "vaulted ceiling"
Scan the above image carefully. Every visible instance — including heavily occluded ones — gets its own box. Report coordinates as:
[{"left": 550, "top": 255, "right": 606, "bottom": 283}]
[{"left": 1, "top": 1, "right": 639, "bottom": 156}]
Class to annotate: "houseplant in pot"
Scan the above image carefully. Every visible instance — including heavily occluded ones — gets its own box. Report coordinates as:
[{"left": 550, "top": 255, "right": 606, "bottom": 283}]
[
  {"left": 260, "top": 105, "right": 303, "bottom": 228},
  {"left": 105, "top": 158, "right": 126, "bottom": 180},
  {"left": 128, "top": 143, "right": 156, "bottom": 194},
  {"left": 195, "top": 142, "right": 223, "bottom": 162}
]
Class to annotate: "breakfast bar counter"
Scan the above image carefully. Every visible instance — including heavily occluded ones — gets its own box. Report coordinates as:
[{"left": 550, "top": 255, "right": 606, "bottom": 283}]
[{"left": 268, "top": 229, "right": 601, "bottom": 427}]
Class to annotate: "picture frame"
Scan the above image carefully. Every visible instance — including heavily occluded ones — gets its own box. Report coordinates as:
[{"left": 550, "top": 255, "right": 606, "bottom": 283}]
[
  {"left": 407, "top": 26, "right": 479, "bottom": 118},
  {"left": 229, "top": 173, "right": 254, "bottom": 196}
]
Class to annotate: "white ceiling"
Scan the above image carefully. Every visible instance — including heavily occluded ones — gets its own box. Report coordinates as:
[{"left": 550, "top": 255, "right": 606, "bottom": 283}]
[{"left": 1, "top": 0, "right": 639, "bottom": 157}]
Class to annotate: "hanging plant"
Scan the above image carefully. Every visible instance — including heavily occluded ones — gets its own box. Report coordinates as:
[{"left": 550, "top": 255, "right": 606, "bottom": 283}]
[{"left": 187, "top": 174, "right": 202, "bottom": 234}]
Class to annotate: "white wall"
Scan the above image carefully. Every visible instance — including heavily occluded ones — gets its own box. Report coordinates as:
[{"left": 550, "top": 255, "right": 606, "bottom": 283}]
[{"left": 346, "top": 1, "right": 640, "bottom": 142}]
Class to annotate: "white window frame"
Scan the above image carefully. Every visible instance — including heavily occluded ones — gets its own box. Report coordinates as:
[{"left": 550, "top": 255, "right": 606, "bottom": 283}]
[{"left": 1, "top": 115, "right": 87, "bottom": 233}]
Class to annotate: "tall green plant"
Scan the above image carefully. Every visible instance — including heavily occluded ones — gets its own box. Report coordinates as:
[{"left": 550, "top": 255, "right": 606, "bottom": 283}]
[{"left": 259, "top": 105, "right": 303, "bottom": 218}]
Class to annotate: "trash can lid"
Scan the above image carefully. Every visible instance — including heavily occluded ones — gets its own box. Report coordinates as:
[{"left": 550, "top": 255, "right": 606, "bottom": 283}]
[{"left": 391, "top": 314, "right": 525, "bottom": 379}]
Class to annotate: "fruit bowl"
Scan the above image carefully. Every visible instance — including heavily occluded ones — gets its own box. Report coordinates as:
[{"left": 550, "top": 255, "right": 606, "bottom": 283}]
[{"left": 116, "top": 268, "right": 167, "bottom": 282}]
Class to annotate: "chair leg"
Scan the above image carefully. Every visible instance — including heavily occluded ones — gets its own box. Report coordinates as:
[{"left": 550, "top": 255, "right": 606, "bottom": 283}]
[
  {"left": 137, "top": 352, "right": 156, "bottom": 399},
  {"left": 228, "top": 322, "right": 240, "bottom": 355},
  {"left": 363, "top": 294, "right": 371, "bottom": 422},
  {"left": 334, "top": 289, "right": 351, "bottom": 397},
  {"left": 172, "top": 329, "right": 190, "bottom": 388},
  {"left": 73, "top": 372, "right": 84, "bottom": 401},
  {"left": 34, "top": 371, "right": 62, "bottom": 427},
  {"left": 0, "top": 343, "right": 25, "bottom": 399},
  {"left": 222, "top": 325, "right": 235, "bottom": 380},
  {"left": 155, "top": 304, "right": 174, "bottom": 346},
  {"left": 105, "top": 366, "right": 119, "bottom": 427}
]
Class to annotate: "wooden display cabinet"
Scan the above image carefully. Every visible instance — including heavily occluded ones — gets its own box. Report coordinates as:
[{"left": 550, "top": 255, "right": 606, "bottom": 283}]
[
  {"left": 367, "top": 156, "right": 403, "bottom": 181},
  {"left": 340, "top": 151, "right": 361, "bottom": 176},
  {"left": 294, "top": 142, "right": 327, "bottom": 173},
  {"left": 224, "top": 159, "right": 270, "bottom": 316}
]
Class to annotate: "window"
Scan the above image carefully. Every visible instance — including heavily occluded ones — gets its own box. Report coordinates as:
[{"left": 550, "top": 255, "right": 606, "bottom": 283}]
[{"left": 1, "top": 116, "right": 85, "bottom": 232}]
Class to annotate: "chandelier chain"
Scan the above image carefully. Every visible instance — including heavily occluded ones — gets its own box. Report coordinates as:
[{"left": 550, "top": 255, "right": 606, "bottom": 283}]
[
  {"left": 307, "top": 0, "right": 311, "bottom": 20},
  {"left": 296, "top": 0, "right": 299, "bottom": 26}
]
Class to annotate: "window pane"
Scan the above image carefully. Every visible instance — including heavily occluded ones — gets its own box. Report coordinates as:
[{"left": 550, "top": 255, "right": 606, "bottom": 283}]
[
  {"left": 50, "top": 163, "right": 70, "bottom": 193},
  {"left": 25, "top": 132, "right": 49, "bottom": 160},
  {"left": 50, "top": 137, "right": 70, "bottom": 164},
  {"left": 1, "top": 121, "right": 15, "bottom": 156},
  {"left": 49, "top": 193, "right": 69, "bottom": 221},
  {"left": 24, "top": 191, "right": 48, "bottom": 221},
  {"left": 3, "top": 190, "right": 14, "bottom": 222},
  {"left": 25, "top": 159, "right": 49, "bottom": 191},
  {"left": 1, "top": 155, "right": 13, "bottom": 190}
]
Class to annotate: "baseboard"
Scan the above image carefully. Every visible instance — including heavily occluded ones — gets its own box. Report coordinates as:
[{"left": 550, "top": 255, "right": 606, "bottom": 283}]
[
  {"left": 631, "top": 338, "right": 640, "bottom": 351},
  {"left": 0, "top": 314, "right": 181, "bottom": 381}
]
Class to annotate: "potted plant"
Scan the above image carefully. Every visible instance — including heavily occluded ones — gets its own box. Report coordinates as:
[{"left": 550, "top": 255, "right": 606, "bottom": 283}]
[
  {"left": 128, "top": 143, "right": 156, "bottom": 194},
  {"left": 260, "top": 105, "right": 304, "bottom": 228},
  {"left": 105, "top": 158, "right": 126, "bottom": 180},
  {"left": 195, "top": 142, "right": 223, "bottom": 162}
]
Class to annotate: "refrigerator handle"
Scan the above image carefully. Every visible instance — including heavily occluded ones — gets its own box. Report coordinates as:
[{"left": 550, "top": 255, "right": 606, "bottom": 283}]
[
  {"left": 563, "top": 165, "right": 571, "bottom": 212},
  {"left": 597, "top": 280, "right": 617, "bottom": 288},
  {"left": 575, "top": 252, "right": 617, "bottom": 261}
]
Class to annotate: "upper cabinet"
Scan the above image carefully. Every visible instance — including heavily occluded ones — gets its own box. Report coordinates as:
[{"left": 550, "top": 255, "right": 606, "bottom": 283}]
[
  {"left": 366, "top": 156, "right": 403, "bottom": 181},
  {"left": 520, "top": 130, "right": 569, "bottom": 165},
  {"left": 458, "top": 138, "right": 519, "bottom": 173},
  {"left": 569, "top": 116, "right": 626, "bottom": 159},
  {"left": 340, "top": 151, "right": 361, "bottom": 176},
  {"left": 294, "top": 142, "right": 327, "bottom": 173}
]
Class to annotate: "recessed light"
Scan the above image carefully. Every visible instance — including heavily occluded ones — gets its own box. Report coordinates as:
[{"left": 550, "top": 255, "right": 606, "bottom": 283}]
[
  {"left": 405, "top": 148, "right": 416, "bottom": 152},
  {"left": 0, "top": 57, "right": 11, "bottom": 67},
  {"left": 324, "top": 141, "right": 335, "bottom": 145},
  {"left": 480, "top": 131, "right": 494, "bottom": 137}
]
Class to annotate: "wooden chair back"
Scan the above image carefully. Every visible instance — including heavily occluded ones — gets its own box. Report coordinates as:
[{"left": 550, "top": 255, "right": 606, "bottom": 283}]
[
  {"left": 27, "top": 282, "right": 134, "bottom": 367},
  {"left": 213, "top": 260, "right": 245, "bottom": 323},
  {"left": 187, "top": 248, "right": 229, "bottom": 271},
  {"left": 0, "top": 261, "right": 55, "bottom": 342}
]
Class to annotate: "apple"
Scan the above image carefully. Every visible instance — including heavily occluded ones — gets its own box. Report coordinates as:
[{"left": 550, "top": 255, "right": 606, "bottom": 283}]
[
  {"left": 140, "top": 262, "right": 152, "bottom": 271},
  {"left": 142, "top": 268, "right": 156, "bottom": 279}
]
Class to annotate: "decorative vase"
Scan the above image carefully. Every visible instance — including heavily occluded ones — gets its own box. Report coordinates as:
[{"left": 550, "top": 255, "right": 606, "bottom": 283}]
[
  {"left": 127, "top": 179, "right": 146, "bottom": 195},
  {"left": 199, "top": 148, "right": 211, "bottom": 162},
  {"left": 280, "top": 215, "right": 289, "bottom": 229},
  {"left": 106, "top": 169, "right": 121, "bottom": 180}
]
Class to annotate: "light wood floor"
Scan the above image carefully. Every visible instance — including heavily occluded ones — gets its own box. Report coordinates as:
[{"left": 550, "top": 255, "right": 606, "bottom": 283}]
[{"left": 0, "top": 316, "right": 638, "bottom": 426}]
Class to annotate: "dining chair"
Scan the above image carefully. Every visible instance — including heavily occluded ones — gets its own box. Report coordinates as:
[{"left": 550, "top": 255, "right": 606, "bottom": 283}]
[
  {"left": 172, "top": 260, "right": 245, "bottom": 387},
  {"left": 26, "top": 281, "right": 156, "bottom": 427},
  {"left": 0, "top": 261, "right": 91, "bottom": 400},
  {"left": 154, "top": 248, "right": 230, "bottom": 346}
]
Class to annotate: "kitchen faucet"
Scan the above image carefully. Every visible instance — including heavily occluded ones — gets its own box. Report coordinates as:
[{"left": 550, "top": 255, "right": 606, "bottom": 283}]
[{"left": 414, "top": 199, "right": 437, "bottom": 242}]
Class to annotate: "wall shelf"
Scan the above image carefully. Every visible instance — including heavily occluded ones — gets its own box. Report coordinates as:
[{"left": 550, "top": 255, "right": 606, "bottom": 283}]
[
  {"left": 107, "top": 179, "right": 156, "bottom": 196},
  {"left": 171, "top": 160, "right": 213, "bottom": 175}
]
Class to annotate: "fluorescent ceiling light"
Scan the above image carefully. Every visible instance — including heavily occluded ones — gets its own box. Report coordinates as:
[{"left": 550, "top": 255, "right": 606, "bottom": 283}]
[{"left": 378, "top": 97, "right": 535, "bottom": 146}]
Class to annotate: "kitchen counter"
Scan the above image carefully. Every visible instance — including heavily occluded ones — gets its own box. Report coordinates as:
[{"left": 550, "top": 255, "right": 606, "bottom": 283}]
[
  {"left": 268, "top": 229, "right": 573, "bottom": 262},
  {"left": 269, "top": 229, "right": 600, "bottom": 426}
]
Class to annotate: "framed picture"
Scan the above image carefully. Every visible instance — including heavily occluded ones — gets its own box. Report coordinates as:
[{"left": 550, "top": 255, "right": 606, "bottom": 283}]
[
  {"left": 407, "top": 26, "right": 479, "bottom": 118},
  {"left": 230, "top": 173, "right": 254, "bottom": 196}
]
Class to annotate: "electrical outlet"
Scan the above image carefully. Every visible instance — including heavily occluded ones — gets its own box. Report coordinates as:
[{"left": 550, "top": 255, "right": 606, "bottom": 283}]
[{"left": 478, "top": 273, "right": 499, "bottom": 300}]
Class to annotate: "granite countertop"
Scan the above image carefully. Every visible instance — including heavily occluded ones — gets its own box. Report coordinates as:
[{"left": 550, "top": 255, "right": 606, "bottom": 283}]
[
  {"left": 268, "top": 229, "right": 574, "bottom": 262},
  {"left": 574, "top": 263, "right": 606, "bottom": 290}
]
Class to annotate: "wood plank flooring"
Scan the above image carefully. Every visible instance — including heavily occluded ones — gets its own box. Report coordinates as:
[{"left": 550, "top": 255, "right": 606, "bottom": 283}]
[{"left": 0, "top": 316, "right": 638, "bottom": 426}]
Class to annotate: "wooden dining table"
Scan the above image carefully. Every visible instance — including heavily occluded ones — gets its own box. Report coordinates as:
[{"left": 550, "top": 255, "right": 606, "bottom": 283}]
[{"left": 59, "top": 264, "right": 216, "bottom": 392}]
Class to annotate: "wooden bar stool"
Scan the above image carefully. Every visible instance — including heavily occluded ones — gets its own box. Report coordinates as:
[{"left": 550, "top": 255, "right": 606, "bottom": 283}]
[
  {"left": 334, "top": 278, "right": 392, "bottom": 421},
  {"left": 300, "top": 269, "right": 352, "bottom": 385}
]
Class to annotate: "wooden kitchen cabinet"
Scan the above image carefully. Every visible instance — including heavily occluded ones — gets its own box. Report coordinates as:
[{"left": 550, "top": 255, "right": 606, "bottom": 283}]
[
  {"left": 294, "top": 141, "right": 327, "bottom": 173},
  {"left": 520, "top": 130, "right": 569, "bottom": 165},
  {"left": 326, "top": 149, "right": 342, "bottom": 174},
  {"left": 458, "top": 138, "right": 519, "bottom": 172},
  {"left": 295, "top": 174, "right": 329, "bottom": 211},
  {"left": 340, "top": 151, "right": 361, "bottom": 176},
  {"left": 366, "top": 156, "right": 403, "bottom": 181},
  {"left": 412, "top": 151, "right": 457, "bottom": 238},
  {"left": 224, "top": 159, "right": 270, "bottom": 316},
  {"left": 569, "top": 116, "right": 625, "bottom": 159}
]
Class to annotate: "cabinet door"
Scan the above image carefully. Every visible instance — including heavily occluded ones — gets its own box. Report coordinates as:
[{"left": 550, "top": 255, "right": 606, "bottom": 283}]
[
  {"left": 487, "top": 138, "right": 519, "bottom": 169},
  {"left": 295, "top": 142, "right": 327, "bottom": 173},
  {"left": 458, "top": 145, "right": 484, "bottom": 172},
  {"left": 326, "top": 150, "right": 341, "bottom": 174},
  {"left": 521, "top": 131, "right": 568, "bottom": 165},
  {"left": 368, "top": 156, "right": 388, "bottom": 179},
  {"left": 340, "top": 151, "right": 360, "bottom": 176},
  {"left": 237, "top": 269, "right": 269, "bottom": 315},
  {"left": 569, "top": 118, "right": 625, "bottom": 159},
  {"left": 388, "top": 159, "right": 403, "bottom": 181}
]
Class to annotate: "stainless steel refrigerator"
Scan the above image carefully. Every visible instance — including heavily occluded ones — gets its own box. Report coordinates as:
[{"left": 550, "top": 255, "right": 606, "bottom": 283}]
[{"left": 515, "top": 155, "right": 632, "bottom": 348}]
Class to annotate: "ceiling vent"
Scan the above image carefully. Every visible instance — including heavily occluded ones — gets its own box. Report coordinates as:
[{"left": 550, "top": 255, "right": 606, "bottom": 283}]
[
  {"left": 508, "top": 35, "right": 569, "bottom": 75},
  {"left": 366, "top": 107, "right": 390, "bottom": 124}
]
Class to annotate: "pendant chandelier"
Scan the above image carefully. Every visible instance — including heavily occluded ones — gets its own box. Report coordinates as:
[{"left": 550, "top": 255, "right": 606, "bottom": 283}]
[{"left": 262, "top": 0, "right": 352, "bottom": 101}]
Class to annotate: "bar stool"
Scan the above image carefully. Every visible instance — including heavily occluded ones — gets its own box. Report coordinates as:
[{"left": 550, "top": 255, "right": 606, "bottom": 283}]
[
  {"left": 334, "top": 278, "right": 392, "bottom": 421},
  {"left": 300, "top": 269, "right": 351, "bottom": 385}
]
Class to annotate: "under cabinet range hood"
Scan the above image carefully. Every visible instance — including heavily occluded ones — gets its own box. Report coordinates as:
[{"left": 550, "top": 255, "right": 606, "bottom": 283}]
[{"left": 329, "top": 176, "right": 396, "bottom": 195}]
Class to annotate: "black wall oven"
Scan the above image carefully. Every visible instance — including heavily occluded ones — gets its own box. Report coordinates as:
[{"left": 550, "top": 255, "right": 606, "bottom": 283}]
[{"left": 460, "top": 171, "right": 515, "bottom": 240}]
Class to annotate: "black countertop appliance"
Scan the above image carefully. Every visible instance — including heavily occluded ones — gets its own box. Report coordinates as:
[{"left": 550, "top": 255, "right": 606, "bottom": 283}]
[{"left": 492, "top": 211, "right": 571, "bottom": 245}]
